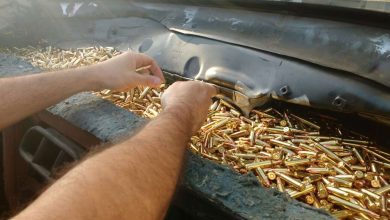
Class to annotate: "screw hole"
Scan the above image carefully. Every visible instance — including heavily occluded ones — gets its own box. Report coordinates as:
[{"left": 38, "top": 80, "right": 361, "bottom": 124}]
[
  {"left": 332, "top": 96, "right": 346, "bottom": 109},
  {"left": 279, "top": 86, "right": 290, "bottom": 96}
]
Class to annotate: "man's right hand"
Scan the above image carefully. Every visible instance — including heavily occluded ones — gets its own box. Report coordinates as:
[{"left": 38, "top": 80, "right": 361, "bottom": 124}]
[{"left": 161, "top": 81, "right": 217, "bottom": 134}]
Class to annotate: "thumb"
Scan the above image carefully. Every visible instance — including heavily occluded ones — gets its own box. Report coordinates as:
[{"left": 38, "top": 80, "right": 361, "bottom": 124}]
[{"left": 133, "top": 74, "right": 162, "bottom": 88}]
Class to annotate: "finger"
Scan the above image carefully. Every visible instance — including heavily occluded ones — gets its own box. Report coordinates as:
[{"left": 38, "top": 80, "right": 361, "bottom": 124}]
[
  {"left": 204, "top": 83, "right": 218, "bottom": 97},
  {"left": 138, "top": 69, "right": 151, "bottom": 75},
  {"left": 132, "top": 74, "right": 162, "bottom": 88},
  {"left": 134, "top": 53, "right": 165, "bottom": 82},
  {"left": 197, "top": 82, "right": 217, "bottom": 97},
  {"left": 149, "top": 60, "right": 165, "bottom": 82}
]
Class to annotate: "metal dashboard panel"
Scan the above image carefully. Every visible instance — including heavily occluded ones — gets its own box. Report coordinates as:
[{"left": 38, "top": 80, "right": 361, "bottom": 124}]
[
  {"left": 128, "top": 30, "right": 390, "bottom": 122},
  {"left": 131, "top": 2, "right": 390, "bottom": 88}
]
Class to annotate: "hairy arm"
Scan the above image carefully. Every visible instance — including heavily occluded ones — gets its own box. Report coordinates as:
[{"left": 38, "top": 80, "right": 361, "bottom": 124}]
[
  {"left": 14, "top": 81, "right": 216, "bottom": 220},
  {"left": 0, "top": 52, "right": 163, "bottom": 130},
  {"left": 0, "top": 67, "right": 98, "bottom": 130}
]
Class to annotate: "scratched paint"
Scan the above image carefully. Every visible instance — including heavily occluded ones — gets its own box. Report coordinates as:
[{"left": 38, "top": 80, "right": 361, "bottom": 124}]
[
  {"left": 371, "top": 34, "right": 390, "bottom": 56},
  {"left": 184, "top": 7, "right": 198, "bottom": 24},
  {"left": 229, "top": 18, "right": 243, "bottom": 26}
]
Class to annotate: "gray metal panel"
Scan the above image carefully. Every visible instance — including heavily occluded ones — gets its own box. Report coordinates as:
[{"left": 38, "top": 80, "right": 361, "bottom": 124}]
[{"left": 132, "top": 2, "right": 390, "bottom": 87}]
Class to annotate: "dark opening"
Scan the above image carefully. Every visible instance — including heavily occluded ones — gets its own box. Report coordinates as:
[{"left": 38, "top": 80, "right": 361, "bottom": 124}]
[{"left": 0, "top": 132, "right": 9, "bottom": 214}]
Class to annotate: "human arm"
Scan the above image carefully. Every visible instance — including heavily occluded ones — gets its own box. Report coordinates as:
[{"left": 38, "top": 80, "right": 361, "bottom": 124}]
[
  {"left": 13, "top": 81, "right": 216, "bottom": 220},
  {"left": 0, "top": 52, "right": 164, "bottom": 130}
]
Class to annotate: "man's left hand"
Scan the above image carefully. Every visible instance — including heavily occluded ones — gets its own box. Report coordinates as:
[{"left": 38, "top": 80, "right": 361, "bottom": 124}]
[{"left": 91, "top": 51, "right": 164, "bottom": 91}]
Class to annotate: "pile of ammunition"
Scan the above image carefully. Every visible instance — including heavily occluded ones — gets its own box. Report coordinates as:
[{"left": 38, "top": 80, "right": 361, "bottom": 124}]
[
  {"left": 3, "top": 46, "right": 119, "bottom": 70},
  {"left": 6, "top": 46, "right": 390, "bottom": 219}
]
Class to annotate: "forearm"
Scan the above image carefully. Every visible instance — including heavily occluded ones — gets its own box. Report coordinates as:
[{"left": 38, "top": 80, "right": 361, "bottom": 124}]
[
  {"left": 0, "top": 66, "right": 99, "bottom": 130},
  {"left": 14, "top": 107, "right": 193, "bottom": 220}
]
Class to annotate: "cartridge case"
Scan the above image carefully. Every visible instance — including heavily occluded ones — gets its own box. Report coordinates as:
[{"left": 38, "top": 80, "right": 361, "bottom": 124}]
[
  {"left": 276, "top": 177, "right": 285, "bottom": 193},
  {"left": 299, "top": 143, "right": 318, "bottom": 152},
  {"left": 374, "top": 184, "right": 390, "bottom": 195},
  {"left": 234, "top": 153, "right": 259, "bottom": 159},
  {"left": 353, "top": 180, "right": 366, "bottom": 189},
  {"left": 245, "top": 160, "right": 278, "bottom": 169},
  {"left": 350, "top": 165, "right": 367, "bottom": 171},
  {"left": 365, "top": 196, "right": 379, "bottom": 212},
  {"left": 342, "top": 156, "right": 358, "bottom": 165},
  {"left": 230, "top": 130, "right": 249, "bottom": 138},
  {"left": 352, "top": 148, "right": 366, "bottom": 166},
  {"left": 303, "top": 174, "right": 322, "bottom": 184},
  {"left": 339, "top": 187, "right": 365, "bottom": 199},
  {"left": 255, "top": 139, "right": 271, "bottom": 147},
  {"left": 312, "top": 141, "right": 345, "bottom": 164},
  {"left": 331, "top": 210, "right": 353, "bottom": 219},
  {"left": 288, "top": 184, "right": 315, "bottom": 199},
  {"left": 373, "top": 160, "right": 390, "bottom": 169},
  {"left": 316, "top": 181, "right": 328, "bottom": 199},
  {"left": 290, "top": 114, "right": 320, "bottom": 130},
  {"left": 361, "top": 189, "right": 381, "bottom": 200},
  {"left": 267, "top": 172, "right": 277, "bottom": 180},
  {"left": 297, "top": 151, "right": 317, "bottom": 157},
  {"left": 270, "top": 139, "right": 300, "bottom": 151},
  {"left": 370, "top": 179, "right": 381, "bottom": 188},
  {"left": 322, "top": 177, "right": 333, "bottom": 186},
  {"left": 292, "top": 171, "right": 307, "bottom": 179},
  {"left": 319, "top": 140, "right": 339, "bottom": 145},
  {"left": 380, "top": 195, "right": 387, "bottom": 215},
  {"left": 378, "top": 175, "right": 389, "bottom": 185},
  {"left": 310, "top": 192, "right": 320, "bottom": 208},
  {"left": 205, "top": 118, "right": 230, "bottom": 132},
  {"left": 327, "top": 195, "right": 380, "bottom": 219},
  {"left": 276, "top": 172, "right": 305, "bottom": 190},
  {"left": 284, "top": 158, "right": 313, "bottom": 167},
  {"left": 279, "top": 120, "right": 287, "bottom": 127},
  {"left": 334, "top": 174, "right": 355, "bottom": 181},
  {"left": 326, "top": 186, "right": 350, "bottom": 198},
  {"left": 256, "top": 167, "right": 270, "bottom": 187},
  {"left": 306, "top": 167, "right": 332, "bottom": 174},
  {"left": 265, "top": 168, "right": 291, "bottom": 173},
  {"left": 354, "top": 171, "right": 365, "bottom": 179},
  {"left": 357, "top": 213, "right": 372, "bottom": 220},
  {"left": 333, "top": 166, "right": 348, "bottom": 175},
  {"left": 305, "top": 195, "right": 314, "bottom": 204},
  {"left": 328, "top": 176, "right": 353, "bottom": 188},
  {"left": 319, "top": 199, "right": 332, "bottom": 211}
]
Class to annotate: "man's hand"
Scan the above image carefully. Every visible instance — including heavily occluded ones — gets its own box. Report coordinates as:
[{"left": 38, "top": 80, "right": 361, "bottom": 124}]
[
  {"left": 92, "top": 52, "right": 164, "bottom": 91},
  {"left": 14, "top": 81, "right": 217, "bottom": 220},
  {"left": 161, "top": 81, "right": 217, "bottom": 134},
  {"left": 0, "top": 51, "right": 164, "bottom": 130}
]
